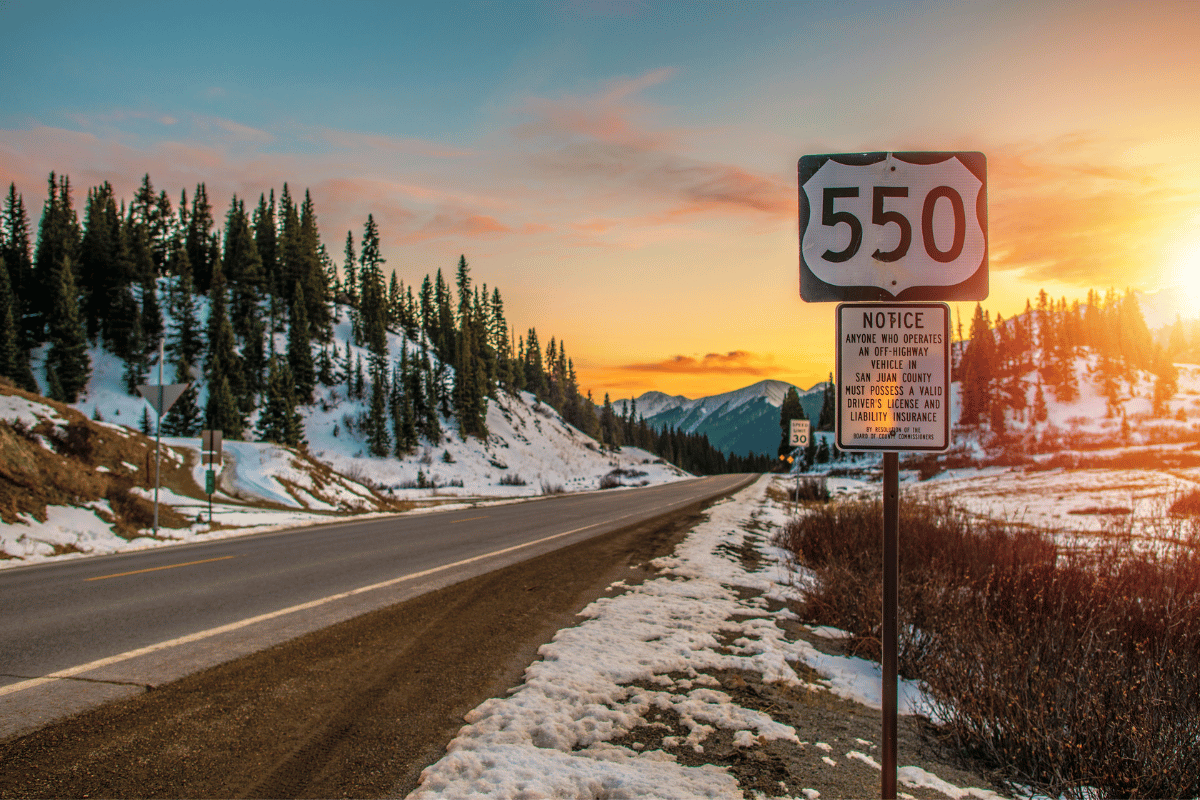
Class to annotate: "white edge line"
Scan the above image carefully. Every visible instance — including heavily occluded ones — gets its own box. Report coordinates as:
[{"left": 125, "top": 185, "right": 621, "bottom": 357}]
[{"left": 0, "top": 480, "right": 740, "bottom": 699}]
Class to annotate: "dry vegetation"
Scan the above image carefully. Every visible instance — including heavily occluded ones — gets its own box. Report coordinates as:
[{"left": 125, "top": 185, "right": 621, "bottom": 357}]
[
  {"left": 778, "top": 495, "right": 1200, "bottom": 799},
  {"left": 0, "top": 381, "right": 192, "bottom": 536},
  {"left": 0, "top": 381, "right": 411, "bottom": 549}
]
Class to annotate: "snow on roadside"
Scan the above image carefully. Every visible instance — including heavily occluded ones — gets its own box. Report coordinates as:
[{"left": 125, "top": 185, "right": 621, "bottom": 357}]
[{"left": 408, "top": 475, "right": 985, "bottom": 800}]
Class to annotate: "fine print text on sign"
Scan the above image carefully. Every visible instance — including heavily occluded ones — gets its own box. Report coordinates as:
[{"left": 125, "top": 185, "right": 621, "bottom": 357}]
[
  {"left": 836, "top": 303, "right": 950, "bottom": 452},
  {"left": 799, "top": 152, "right": 987, "bottom": 302}
]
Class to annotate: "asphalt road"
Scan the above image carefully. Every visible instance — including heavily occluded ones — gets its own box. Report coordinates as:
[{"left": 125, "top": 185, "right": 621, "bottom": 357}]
[{"left": 0, "top": 474, "right": 754, "bottom": 739}]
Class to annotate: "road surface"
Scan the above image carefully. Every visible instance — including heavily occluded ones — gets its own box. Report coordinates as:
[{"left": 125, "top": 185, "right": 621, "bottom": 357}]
[{"left": 0, "top": 474, "right": 754, "bottom": 741}]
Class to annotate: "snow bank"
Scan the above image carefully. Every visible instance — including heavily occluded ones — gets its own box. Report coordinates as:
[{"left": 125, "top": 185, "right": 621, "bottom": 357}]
[{"left": 409, "top": 475, "right": 947, "bottom": 799}]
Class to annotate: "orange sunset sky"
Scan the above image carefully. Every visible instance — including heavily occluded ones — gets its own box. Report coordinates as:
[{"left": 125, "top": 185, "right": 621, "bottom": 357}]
[{"left": 3, "top": 0, "right": 1199, "bottom": 400}]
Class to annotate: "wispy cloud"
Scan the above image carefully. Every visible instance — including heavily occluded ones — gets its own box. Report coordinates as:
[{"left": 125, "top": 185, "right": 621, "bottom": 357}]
[
  {"left": 512, "top": 69, "right": 793, "bottom": 223},
  {"left": 621, "top": 350, "right": 771, "bottom": 375}
]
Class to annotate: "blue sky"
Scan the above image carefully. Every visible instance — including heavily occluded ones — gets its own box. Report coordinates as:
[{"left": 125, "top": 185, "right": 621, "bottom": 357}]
[{"left": 3, "top": 0, "right": 1199, "bottom": 397}]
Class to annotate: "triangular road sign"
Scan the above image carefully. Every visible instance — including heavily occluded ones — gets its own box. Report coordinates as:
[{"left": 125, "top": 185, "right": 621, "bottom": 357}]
[{"left": 137, "top": 383, "right": 191, "bottom": 417}]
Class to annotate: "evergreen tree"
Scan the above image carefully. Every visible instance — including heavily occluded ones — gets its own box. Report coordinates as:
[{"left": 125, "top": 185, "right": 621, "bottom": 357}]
[
  {"left": 342, "top": 230, "right": 358, "bottom": 306},
  {"left": 0, "top": 254, "right": 21, "bottom": 383},
  {"left": 32, "top": 173, "right": 82, "bottom": 340},
  {"left": 46, "top": 254, "right": 91, "bottom": 402},
  {"left": 184, "top": 183, "right": 218, "bottom": 293},
  {"left": 392, "top": 345, "right": 418, "bottom": 455},
  {"left": 357, "top": 214, "right": 388, "bottom": 355},
  {"left": 287, "top": 280, "right": 315, "bottom": 404},
  {"left": 0, "top": 252, "right": 36, "bottom": 391},
  {"left": 162, "top": 366, "right": 202, "bottom": 437},
  {"left": 223, "top": 197, "right": 266, "bottom": 330},
  {"left": 257, "top": 356, "right": 305, "bottom": 447},
  {"left": 2, "top": 184, "right": 35, "bottom": 345},
  {"left": 524, "top": 327, "right": 545, "bottom": 398},
  {"left": 121, "top": 311, "right": 151, "bottom": 397},
  {"left": 434, "top": 268, "right": 455, "bottom": 363},
  {"left": 817, "top": 374, "right": 835, "bottom": 431},
  {"left": 166, "top": 259, "right": 205, "bottom": 370},
  {"left": 958, "top": 304, "right": 995, "bottom": 425},
  {"left": 316, "top": 343, "right": 335, "bottom": 387},
  {"left": 419, "top": 274, "right": 434, "bottom": 342},
  {"left": 778, "top": 386, "right": 806, "bottom": 458},
  {"left": 600, "top": 392, "right": 621, "bottom": 448},
  {"left": 253, "top": 192, "right": 278, "bottom": 300},
  {"left": 1032, "top": 378, "right": 1049, "bottom": 424},
  {"left": 298, "top": 190, "right": 332, "bottom": 339},
  {"left": 205, "top": 263, "right": 247, "bottom": 438},
  {"left": 367, "top": 361, "right": 390, "bottom": 457}
]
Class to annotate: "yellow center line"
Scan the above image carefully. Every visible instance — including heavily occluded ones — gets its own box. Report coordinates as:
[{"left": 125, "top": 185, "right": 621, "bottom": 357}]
[
  {"left": 86, "top": 556, "right": 237, "bottom": 582},
  {"left": 449, "top": 515, "right": 489, "bottom": 524}
]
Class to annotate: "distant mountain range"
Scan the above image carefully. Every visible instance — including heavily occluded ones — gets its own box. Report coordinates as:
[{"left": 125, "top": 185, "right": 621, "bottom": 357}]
[{"left": 616, "top": 379, "right": 828, "bottom": 457}]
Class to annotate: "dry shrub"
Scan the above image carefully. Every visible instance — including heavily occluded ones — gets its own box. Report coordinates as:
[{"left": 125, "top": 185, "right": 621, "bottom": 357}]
[
  {"left": 105, "top": 479, "right": 190, "bottom": 534},
  {"left": 1168, "top": 488, "right": 1200, "bottom": 516},
  {"left": 779, "top": 498, "right": 1200, "bottom": 799}
]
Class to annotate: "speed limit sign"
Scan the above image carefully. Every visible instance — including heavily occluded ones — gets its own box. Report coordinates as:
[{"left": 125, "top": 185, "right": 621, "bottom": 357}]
[
  {"left": 790, "top": 419, "right": 810, "bottom": 448},
  {"left": 798, "top": 152, "right": 987, "bottom": 302}
]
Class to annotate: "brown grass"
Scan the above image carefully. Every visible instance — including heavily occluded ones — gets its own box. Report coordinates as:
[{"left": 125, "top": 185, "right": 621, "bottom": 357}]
[{"left": 778, "top": 497, "right": 1200, "bottom": 799}]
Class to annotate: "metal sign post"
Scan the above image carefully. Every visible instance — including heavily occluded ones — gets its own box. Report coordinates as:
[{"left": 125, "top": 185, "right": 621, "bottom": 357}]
[
  {"left": 798, "top": 151, "right": 986, "bottom": 800},
  {"left": 201, "top": 430, "right": 222, "bottom": 524},
  {"left": 136, "top": 340, "right": 191, "bottom": 538}
]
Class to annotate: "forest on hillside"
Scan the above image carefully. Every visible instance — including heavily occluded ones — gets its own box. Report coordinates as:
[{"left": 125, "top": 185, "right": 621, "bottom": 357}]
[
  {"left": 0, "top": 174, "right": 773, "bottom": 476},
  {"left": 954, "top": 288, "right": 1182, "bottom": 435}
]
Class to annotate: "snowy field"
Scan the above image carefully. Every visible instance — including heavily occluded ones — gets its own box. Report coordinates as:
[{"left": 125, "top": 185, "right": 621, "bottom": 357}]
[{"left": 407, "top": 475, "right": 1001, "bottom": 800}]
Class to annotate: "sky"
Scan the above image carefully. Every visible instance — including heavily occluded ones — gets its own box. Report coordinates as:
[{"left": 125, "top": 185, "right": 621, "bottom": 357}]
[{"left": 3, "top": 0, "right": 1199, "bottom": 400}]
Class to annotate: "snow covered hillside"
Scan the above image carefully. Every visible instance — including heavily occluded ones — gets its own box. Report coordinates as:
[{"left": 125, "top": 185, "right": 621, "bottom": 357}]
[{"left": 0, "top": 295, "right": 689, "bottom": 567}]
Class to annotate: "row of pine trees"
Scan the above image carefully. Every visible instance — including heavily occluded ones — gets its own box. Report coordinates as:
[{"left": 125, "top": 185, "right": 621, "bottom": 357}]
[
  {"left": 955, "top": 287, "right": 1178, "bottom": 433},
  {"left": 0, "top": 174, "right": 767, "bottom": 474}
]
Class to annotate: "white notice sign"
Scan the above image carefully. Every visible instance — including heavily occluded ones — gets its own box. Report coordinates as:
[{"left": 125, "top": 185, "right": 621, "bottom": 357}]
[{"left": 836, "top": 303, "right": 950, "bottom": 451}]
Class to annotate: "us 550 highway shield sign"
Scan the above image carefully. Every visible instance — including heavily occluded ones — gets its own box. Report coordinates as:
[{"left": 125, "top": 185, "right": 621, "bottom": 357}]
[{"left": 799, "top": 152, "right": 987, "bottom": 302}]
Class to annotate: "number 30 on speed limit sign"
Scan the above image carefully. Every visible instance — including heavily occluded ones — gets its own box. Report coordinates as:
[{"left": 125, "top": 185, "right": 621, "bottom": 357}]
[
  {"left": 798, "top": 152, "right": 987, "bottom": 302},
  {"left": 790, "top": 419, "right": 810, "bottom": 448}
]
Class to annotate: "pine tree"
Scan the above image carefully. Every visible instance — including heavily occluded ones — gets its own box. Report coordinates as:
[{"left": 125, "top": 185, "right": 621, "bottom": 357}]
[
  {"left": 342, "top": 230, "right": 358, "bottom": 306},
  {"left": 253, "top": 192, "right": 278, "bottom": 300},
  {"left": 166, "top": 260, "right": 205, "bottom": 371},
  {"left": 257, "top": 356, "right": 305, "bottom": 447},
  {"left": 297, "top": 190, "right": 332, "bottom": 339},
  {"left": 205, "top": 263, "right": 247, "bottom": 438},
  {"left": 524, "top": 327, "right": 545, "bottom": 398},
  {"left": 121, "top": 308, "right": 150, "bottom": 396},
  {"left": 958, "top": 304, "right": 995, "bottom": 426},
  {"left": 0, "top": 254, "right": 21, "bottom": 382},
  {"left": 434, "top": 268, "right": 455, "bottom": 363},
  {"left": 778, "top": 386, "right": 806, "bottom": 458},
  {"left": 0, "top": 252, "right": 36, "bottom": 391},
  {"left": 367, "top": 362, "right": 390, "bottom": 457},
  {"left": 2, "top": 184, "right": 35, "bottom": 346},
  {"left": 817, "top": 375, "right": 835, "bottom": 431},
  {"left": 287, "top": 280, "right": 315, "bottom": 404},
  {"left": 185, "top": 183, "right": 218, "bottom": 293},
  {"left": 46, "top": 254, "right": 91, "bottom": 402},
  {"left": 357, "top": 215, "right": 387, "bottom": 355},
  {"left": 163, "top": 369, "right": 202, "bottom": 436},
  {"left": 32, "top": 173, "right": 82, "bottom": 341},
  {"left": 419, "top": 274, "right": 434, "bottom": 343}
]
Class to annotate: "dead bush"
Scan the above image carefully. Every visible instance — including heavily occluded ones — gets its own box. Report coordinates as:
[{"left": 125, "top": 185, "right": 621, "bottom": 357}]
[{"left": 779, "top": 497, "right": 1200, "bottom": 798}]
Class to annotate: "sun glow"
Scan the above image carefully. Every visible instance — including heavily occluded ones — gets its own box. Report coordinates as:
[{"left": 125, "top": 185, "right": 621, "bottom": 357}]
[{"left": 1165, "top": 230, "right": 1200, "bottom": 310}]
